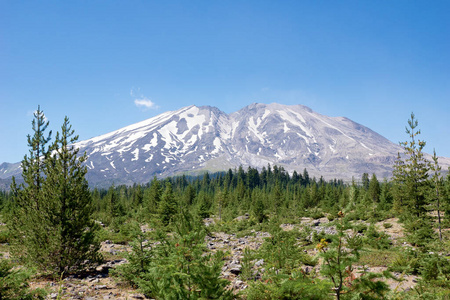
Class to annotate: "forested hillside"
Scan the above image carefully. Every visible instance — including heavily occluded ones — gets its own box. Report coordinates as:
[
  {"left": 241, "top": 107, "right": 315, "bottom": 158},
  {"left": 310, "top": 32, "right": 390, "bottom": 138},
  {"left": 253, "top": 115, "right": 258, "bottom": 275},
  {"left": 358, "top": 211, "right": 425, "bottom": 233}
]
[{"left": 2, "top": 162, "right": 450, "bottom": 299}]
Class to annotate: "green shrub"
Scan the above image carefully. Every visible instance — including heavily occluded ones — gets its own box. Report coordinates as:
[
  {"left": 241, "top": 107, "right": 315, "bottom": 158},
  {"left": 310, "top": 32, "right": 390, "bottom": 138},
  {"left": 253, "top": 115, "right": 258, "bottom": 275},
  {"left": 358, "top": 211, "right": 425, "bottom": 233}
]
[
  {"left": 309, "top": 208, "right": 324, "bottom": 220},
  {"left": 115, "top": 210, "right": 233, "bottom": 299},
  {"left": 419, "top": 253, "right": 450, "bottom": 287},
  {"left": 389, "top": 248, "right": 422, "bottom": 275},
  {"left": 311, "top": 230, "right": 334, "bottom": 244},
  {"left": 240, "top": 247, "right": 255, "bottom": 281},
  {"left": 111, "top": 221, "right": 152, "bottom": 287},
  {"left": 97, "top": 227, "right": 130, "bottom": 245},
  {"left": 404, "top": 218, "right": 436, "bottom": 248},
  {"left": 257, "top": 223, "right": 316, "bottom": 272},
  {"left": 318, "top": 212, "right": 392, "bottom": 299},
  {"left": 0, "top": 228, "right": 9, "bottom": 244},
  {"left": 383, "top": 222, "right": 393, "bottom": 229},
  {"left": 353, "top": 222, "right": 368, "bottom": 233},
  {"left": 245, "top": 270, "right": 331, "bottom": 300},
  {"left": 0, "top": 258, "right": 46, "bottom": 299},
  {"left": 364, "top": 224, "right": 392, "bottom": 250}
]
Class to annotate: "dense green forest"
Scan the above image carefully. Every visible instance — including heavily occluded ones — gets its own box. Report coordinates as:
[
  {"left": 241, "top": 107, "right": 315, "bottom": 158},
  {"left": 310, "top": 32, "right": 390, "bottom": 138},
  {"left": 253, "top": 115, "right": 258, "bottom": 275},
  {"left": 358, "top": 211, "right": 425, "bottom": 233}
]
[{"left": 1, "top": 111, "right": 450, "bottom": 299}]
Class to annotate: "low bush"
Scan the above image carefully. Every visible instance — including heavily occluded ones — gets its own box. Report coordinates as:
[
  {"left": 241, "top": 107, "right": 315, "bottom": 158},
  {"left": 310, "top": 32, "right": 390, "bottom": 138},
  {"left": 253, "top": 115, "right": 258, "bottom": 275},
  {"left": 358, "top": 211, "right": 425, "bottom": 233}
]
[{"left": 0, "top": 258, "right": 46, "bottom": 299}]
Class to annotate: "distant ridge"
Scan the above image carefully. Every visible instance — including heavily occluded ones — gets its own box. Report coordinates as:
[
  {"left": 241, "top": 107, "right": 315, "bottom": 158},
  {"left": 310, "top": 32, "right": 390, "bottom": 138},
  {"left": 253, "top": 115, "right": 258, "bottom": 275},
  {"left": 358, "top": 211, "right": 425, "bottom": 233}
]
[{"left": 2, "top": 103, "right": 449, "bottom": 187}]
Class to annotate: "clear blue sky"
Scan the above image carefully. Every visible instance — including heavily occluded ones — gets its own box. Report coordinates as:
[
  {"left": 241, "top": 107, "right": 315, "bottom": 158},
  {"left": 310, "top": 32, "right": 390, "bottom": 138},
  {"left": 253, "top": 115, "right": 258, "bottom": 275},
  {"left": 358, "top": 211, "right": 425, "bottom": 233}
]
[{"left": 1, "top": 1, "right": 449, "bottom": 163}]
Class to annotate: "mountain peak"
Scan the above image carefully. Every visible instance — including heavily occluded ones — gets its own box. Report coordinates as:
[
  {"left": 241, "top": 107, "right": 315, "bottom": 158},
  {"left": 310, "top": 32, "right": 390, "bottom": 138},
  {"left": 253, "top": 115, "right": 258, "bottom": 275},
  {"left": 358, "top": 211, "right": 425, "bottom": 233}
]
[{"left": 4, "top": 102, "right": 446, "bottom": 188}]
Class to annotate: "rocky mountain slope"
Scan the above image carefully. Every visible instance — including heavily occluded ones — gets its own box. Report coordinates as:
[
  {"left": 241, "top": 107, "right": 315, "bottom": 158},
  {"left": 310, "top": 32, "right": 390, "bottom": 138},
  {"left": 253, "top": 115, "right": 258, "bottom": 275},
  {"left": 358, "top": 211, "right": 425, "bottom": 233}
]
[{"left": 1, "top": 103, "right": 448, "bottom": 187}]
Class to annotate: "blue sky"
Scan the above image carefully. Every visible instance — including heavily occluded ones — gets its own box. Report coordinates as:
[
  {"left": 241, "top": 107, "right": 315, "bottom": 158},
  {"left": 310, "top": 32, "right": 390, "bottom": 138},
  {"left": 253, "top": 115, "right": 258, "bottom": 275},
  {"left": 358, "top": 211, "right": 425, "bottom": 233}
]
[{"left": 1, "top": 1, "right": 449, "bottom": 163}]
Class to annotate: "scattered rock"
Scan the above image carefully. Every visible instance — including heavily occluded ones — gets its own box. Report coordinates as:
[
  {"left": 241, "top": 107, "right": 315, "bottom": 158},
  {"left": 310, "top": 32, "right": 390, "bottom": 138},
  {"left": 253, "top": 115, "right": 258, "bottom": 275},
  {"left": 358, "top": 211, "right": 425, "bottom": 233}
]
[
  {"left": 229, "top": 264, "right": 242, "bottom": 275},
  {"left": 255, "top": 259, "right": 264, "bottom": 267},
  {"left": 94, "top": 285, "right": 108, "bottom": 290}
]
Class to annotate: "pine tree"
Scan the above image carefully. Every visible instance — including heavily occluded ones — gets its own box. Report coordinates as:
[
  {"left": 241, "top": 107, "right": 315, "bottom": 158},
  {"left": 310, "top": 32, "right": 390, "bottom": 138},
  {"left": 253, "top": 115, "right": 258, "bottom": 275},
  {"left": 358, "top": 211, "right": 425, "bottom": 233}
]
[
  {"left": 377, "top": 179, "right": 393, "bottom": 211},
  {"left": 158, "top": 181, "right": 178, "bottom": 226},
  {"left": 317, "top": 212, "right": 391, "bottom": 299},
  {"left": 8, "top": 106, "right": 53, "bottom": 268},
  {"left": 106, "top": 185, "right": 122, "bottom": 220},
  {"left": 361, "top": 173, "right": 370, "bottom": 190},
  {"left": 215, "top": 190, "right": 224, "bottom": 221},
  {"left": 43, "top": 116, "right": 101, "bottom": 274},
  {"left": 143, "top": 176, "right": 162, "bottom": 215},
  {"left": 430, "top": 149, "right": 443, "bottom": 241},
  {"left": 132, "top": 184, "right": 143, "bottom": 208},
  {"left": 272, "top": 180, "right": 282, "bottom": 212},
  {"left": 393, "top": 113, "right": 430, "bottom": 218},
  {"left": 253, "top": 197, "right": 266, "bottom": 223},
  {"left": 183, "top": 184, "right": 196, "bottom": 207},
  {"left": 392, "top": 113, "right": 434, "bottom": 247},
  {"left": 368, "top": 173, "right": 380, "bottom": 203},
  {"left": 9, "top": 112, "right": 100, "bottom": 275},
  {"left": 138, "top": 211, "right": 233, "bottom": 299}
]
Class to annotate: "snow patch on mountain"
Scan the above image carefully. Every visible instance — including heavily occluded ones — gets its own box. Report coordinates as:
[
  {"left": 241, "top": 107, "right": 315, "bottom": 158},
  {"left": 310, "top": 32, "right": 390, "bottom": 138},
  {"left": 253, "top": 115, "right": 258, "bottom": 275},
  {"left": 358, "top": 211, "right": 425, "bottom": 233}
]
[{"left": 7, "top": 102, "right": 445, "bottom": 188}]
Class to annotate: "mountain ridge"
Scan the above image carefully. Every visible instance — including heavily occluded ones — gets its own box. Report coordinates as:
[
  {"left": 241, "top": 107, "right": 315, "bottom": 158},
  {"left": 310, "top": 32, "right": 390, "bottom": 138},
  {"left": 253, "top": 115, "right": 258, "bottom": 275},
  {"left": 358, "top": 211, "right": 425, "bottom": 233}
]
[{"left": 1, "top": 103, "right": 448, "bottom": 187}]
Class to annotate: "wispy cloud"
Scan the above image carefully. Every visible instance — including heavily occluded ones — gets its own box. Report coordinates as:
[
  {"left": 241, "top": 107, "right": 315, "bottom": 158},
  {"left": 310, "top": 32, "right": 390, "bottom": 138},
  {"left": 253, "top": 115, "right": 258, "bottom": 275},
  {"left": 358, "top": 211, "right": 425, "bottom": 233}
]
[
  {"left": 131, "top": 87, "right": 159, "bottom": 110},
  {"left": 134, "top": 98, "right": 158, "bottom": 109}
]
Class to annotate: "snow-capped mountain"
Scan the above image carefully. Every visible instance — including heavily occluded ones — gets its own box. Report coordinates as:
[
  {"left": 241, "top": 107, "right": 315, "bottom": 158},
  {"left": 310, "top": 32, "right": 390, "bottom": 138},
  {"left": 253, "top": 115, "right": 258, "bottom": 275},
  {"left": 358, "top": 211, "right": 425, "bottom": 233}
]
[
  {"left": 232, "top": 103, "right": 420, "bottom": 179},
  {"left": 2, "top": 103, "right": 448, "bottom": 187},
  {"left": 75, "top": 105, "right": 232, "bottom": 186}
]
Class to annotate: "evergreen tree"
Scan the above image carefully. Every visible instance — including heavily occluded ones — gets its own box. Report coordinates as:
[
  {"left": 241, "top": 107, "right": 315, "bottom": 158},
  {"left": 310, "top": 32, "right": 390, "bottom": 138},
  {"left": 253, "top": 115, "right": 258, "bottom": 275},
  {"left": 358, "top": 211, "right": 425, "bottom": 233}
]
[
  {"left": 445, "top": 171, "right": 450, "bottom": 224},
  {"left": 107, "top": 186, "right": 121, "bottom": 219},
  {"left": 377, "top": 179, "right": 393, "bottom": 211},
  {"left": 317, "top": 212, "right": 391, "bottom": 299},
  {"left": 393, "top": 113, "right": 430, "bottom": 218},
  {"left": 183, "top": 184, "right": 196, "bottom": 207},
  {"left": 368, "top": 173, "right": 380, "bottom": 203},
  {"left": 8, "top": 106, "right": 53, "bottom": 268},
  {"left": 272, "top": 180, "right": 282, "bottom": 212},
  {"left": 143, "top": 176, "right": 162, "bottom": 215},
  {"left": 247, "top": 166, "right": 260, "bottom": 189},
  {"left": 138, "top": 211, "right": 233, "bottom": 299},
  {"left": 252, "top": 197, "right": 266, "bottom": 223},
  {"left": 9, "top": 112, "right": 100, "bottom": 275},
  {"left": 215, "top": 190, "right": 224, "bottom": 221},
  {"left": 158, "top": 181, "right": 178, "bottom": 226},
  {"left": 361, "top": 173, "right": 370, "bottom": 190},
  {"left": 430, "top": 149, "right": 443, "bottom": 241},
  {"left": 91, "top": 188, "right": 102, "bottom": 213},
  {"left": 132, "top": 184, "right": 143, "bottom": 208},
  {"left": 196, "top": 191, "right": 211, "bottom": 219},
  {"left": 302, "top": 168, "right": 310, "bottom": 186},
  {"left": 42, "top": 116, "right": 101, "bottom": 274},
  {"left": 392, "top": 113, "right": 434, "bottom": 247},
  {"left": 392, "top": 152, "right": 406, "bottom": 214}
]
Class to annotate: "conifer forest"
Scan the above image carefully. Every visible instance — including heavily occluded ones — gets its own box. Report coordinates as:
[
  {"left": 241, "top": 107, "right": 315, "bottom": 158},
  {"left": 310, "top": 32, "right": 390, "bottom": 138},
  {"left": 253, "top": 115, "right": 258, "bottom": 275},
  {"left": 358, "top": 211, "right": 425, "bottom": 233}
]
[{"left": 1, "top": 109, "right": 450, "bottom": 299}]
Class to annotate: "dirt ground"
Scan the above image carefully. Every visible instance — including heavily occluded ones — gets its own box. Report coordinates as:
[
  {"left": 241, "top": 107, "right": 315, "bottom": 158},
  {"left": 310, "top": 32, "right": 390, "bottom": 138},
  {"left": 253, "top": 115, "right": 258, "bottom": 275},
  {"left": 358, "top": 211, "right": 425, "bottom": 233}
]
[{"left": 3, "top": 217, "right": 421, "bottom": 299}]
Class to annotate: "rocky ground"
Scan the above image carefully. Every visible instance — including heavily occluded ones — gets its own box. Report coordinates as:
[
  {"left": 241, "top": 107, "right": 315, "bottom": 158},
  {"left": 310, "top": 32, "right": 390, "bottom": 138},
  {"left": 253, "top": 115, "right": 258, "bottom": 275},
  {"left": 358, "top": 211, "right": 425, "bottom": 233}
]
[{"left": 1, "top": 216, "right": 421, "bottom": 299}]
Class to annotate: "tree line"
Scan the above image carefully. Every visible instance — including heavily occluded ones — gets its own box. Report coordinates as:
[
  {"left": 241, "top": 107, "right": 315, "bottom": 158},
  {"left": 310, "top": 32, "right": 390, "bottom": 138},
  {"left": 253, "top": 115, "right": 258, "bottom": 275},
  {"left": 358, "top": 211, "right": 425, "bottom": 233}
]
[{"left": 1, "top": 109, "right": 450, "bottom": 299}]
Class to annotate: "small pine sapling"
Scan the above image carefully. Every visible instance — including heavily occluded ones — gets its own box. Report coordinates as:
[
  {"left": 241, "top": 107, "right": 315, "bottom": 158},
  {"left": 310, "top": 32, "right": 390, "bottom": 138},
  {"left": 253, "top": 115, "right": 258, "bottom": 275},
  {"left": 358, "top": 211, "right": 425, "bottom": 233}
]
[
  {"left": 111, "top": 221, "right": 152, "bottom": 287},
  {"left": 137, "top": 210, "right": 233, "bottom": 299},
  {"left": 0, "top": 258, "right": 46, "bottom": 299},
  {"left": 317, "top": 211, "right": 391, "bottom": 299}
]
